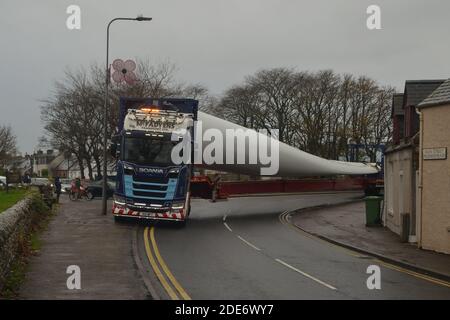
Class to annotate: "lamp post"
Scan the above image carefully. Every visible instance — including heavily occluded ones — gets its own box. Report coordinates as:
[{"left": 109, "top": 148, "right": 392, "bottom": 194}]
[{"left": 102, "top": 16, "right": 152, "bottom": 215}]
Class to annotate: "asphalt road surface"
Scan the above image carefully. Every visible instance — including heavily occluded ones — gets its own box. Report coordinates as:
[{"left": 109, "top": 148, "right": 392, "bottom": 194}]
[{"left": 135, "top": 192, "right": 450, "bottom": 300}]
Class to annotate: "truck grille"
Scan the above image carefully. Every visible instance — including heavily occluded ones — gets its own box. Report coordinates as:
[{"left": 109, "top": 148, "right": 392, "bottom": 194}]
[
  {"left": 133, "top": 175, "right": 169, "bottom": 184},
  {"left": 132, "top": 183, "right": 167, "bottom": 191},
  {"left": 124, "top": 174, "right": 177, "bottom": 201},
  {"left": 133, "top": 190, "right": 166, "bottom": 198}
]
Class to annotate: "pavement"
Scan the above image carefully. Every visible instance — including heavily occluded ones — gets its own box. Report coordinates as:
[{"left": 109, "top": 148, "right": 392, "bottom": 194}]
[
  {"left": 19, "top": 196, "right": 149, "bottom": 299},
  {"left": 291, "top": 201, "right": 450, "bottom": 281}
]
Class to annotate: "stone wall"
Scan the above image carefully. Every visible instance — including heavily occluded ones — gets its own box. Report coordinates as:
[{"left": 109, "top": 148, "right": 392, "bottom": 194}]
[{"left": 0, "top": 197, "right": 40, "bottom": 288}]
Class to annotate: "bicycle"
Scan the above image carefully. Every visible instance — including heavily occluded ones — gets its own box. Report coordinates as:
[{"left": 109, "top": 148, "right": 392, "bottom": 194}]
[{"left": 69, "top": 186, "right": 93, "bottom": 201}]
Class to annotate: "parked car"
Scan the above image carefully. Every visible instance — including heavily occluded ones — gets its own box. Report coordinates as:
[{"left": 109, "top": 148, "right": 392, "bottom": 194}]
[
  {"left": 0, "top": 176, "right": 6, "bottom": 189},
  {"left": 60, "top": 178, "right": 72, "bottom": 193},
  {"left": 30, "top": 177, "right": 51, "bottom": 186},
  {"left": 0, "top": 175, "right": 22, "bottom": 188},
  {"left": 85, "top": 180, "right": 115, "bottom": 199}
]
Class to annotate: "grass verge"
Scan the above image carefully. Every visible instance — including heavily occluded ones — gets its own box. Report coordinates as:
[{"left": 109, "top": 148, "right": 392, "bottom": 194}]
[{"left": 0, "top": 189, "right": 28, "bottom": 213}]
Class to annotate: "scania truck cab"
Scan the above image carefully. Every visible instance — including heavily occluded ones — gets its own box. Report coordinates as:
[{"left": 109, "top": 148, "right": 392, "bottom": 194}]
[{"left": 111, "top": 97, "right": 198, "bottom": 225}]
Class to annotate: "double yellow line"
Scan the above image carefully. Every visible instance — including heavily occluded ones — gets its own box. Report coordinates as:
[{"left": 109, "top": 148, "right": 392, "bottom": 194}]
[{"left": 143, "top": 226, "right": 191, "bottom": 300}]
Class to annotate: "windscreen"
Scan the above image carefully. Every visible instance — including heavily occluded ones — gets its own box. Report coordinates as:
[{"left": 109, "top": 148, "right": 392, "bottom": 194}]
[{"left": 123, "top": 136, "right": 177, "bottom": 166}]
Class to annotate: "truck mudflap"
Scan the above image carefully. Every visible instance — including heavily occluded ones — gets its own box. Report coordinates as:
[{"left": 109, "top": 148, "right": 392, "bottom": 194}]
[{"left": 112, "top": 203, "right": 186, "bottom": 221}]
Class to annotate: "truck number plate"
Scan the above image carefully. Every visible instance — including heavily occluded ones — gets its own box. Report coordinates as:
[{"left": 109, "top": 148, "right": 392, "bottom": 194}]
[{"left": 141, "top": 212, "right": 155, "bottom": 217}]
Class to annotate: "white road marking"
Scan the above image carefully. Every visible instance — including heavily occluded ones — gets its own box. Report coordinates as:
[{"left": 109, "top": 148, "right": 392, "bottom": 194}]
[
  {"left": 223, "top": 214, "right": 227, "bottom": 222},
  {"left": 237, "top": 235, "right": 261, "bottom": 251},
  {"left": 275, "top": 258, "right": 337, "bottom": 290},
  {"left": 223, "top": 222, "right": 233, "bottom": 232}
]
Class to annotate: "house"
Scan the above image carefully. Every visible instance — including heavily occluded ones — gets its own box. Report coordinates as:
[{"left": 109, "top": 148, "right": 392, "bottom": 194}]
[
  {"left": 384, "top": 80, "right": 444, "bottom": 243},
  {"left": 31, "top": 149, "right": 56, "bottom": 177},
  {"left": 416, "top": 79, "right": 450, "bottom": 254},
  {"left": 48, "top": 153, "right": 116, "bottom": 180},
  {"left": 66, "top": 160, "right": 116, "bottom": 180},
  {"left": 48, "top": 153, "right": 71, "bottom": 178},
  {"left": 403, "top": 80, "right": 445, "bottom": 139}
]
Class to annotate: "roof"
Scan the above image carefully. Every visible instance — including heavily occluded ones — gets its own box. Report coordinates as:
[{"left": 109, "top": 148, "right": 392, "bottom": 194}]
[
  {"left": 392, "top": 93, "right": 404, "bottom": 116},
  {"left": 48, "top": 154, "right": 69, "bottom": 170},
  {"left": 404, "top": 80, "right": 445, "bottom": 107},
  {"left": 418, "top": 79, "right": 450, "bottom": 108}
]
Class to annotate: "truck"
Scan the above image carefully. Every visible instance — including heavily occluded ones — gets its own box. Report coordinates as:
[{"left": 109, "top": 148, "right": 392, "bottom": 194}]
[{"left": 110, "top": 97, "right": 198, "bottom": 226}]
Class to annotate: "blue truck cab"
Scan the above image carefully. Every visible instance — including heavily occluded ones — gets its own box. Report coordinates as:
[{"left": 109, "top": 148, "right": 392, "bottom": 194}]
[{"left": 111, "top": 97, "right": 198, "bottom": 224}]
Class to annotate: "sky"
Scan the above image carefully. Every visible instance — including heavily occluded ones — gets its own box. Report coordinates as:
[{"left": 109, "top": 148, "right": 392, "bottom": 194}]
[{"left": 1, "top": 0, "right": 450, "bottom": 153}]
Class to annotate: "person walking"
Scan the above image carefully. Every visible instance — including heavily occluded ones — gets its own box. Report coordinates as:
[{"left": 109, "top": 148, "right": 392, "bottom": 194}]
[
  {"left": 211, "top": 173, "right": 222, "bottom": 202},
  {"left": 54, "top": 176, "right": 62, "bottom": 203}
]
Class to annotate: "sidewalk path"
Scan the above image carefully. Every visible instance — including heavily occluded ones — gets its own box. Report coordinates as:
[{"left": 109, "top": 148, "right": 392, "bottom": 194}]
[
  {"left": 20, "top": 196, "right": 149, "bottom": 299},
  {"left": 292, "top": 201, "right": 450, "bottom": 280}
]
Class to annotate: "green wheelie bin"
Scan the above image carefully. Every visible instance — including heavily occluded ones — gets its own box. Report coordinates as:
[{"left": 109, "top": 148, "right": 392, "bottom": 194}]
[{"left": 364, "top": 196, "right": 383, "bottom": 227}]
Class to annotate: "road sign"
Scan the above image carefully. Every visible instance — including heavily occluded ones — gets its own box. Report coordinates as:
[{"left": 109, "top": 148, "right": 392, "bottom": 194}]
[{"left": 423, "top": 147, "right": 447, "bottom": 160}]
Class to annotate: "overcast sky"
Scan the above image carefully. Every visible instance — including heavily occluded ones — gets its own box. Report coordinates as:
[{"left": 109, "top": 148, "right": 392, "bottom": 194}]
[{"left": 1, "top": 0, "right": 450, "bottom": 153}]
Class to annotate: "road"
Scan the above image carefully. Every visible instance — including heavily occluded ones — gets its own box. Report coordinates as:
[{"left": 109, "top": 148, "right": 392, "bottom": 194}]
[{"left": 135, "top": 192, "right": 450, "bottom": 300}]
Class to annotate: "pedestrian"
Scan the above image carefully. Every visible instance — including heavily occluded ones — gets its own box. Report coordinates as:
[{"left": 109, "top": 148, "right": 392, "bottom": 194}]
[
  {"left": 23, "top": 173, "right": 31, "bottom": 185},
  {"left": 54, "top": 176, "right": 62, "bottom": 203},
  {"left": 211, "top": 173, "right": 222, "bottom": 202}
]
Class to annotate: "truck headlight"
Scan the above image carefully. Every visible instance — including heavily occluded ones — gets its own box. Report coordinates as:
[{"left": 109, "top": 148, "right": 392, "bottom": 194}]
[
  {"left": 114, "top": 195, "right": 126, "bottom": 205},
  {"left": 168, "top": 168, "right": 180, "bottom": 178},
  {"left": 123, "top": 163, "right": 134, "bottom": 175},
  {"left": 171, "top": 202, "right": 184, "bottom": 210}
]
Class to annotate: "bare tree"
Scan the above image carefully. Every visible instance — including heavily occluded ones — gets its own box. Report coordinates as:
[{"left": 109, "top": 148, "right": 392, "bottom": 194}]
[
  {"left": 217, "top": 84, "right": 260, "bottom": 128},
  {"left": 0, "top": 125, "right": 17, "bottom": 168},
  {"left": 247, "top": 68, "right": 300, "bottom": 144}
]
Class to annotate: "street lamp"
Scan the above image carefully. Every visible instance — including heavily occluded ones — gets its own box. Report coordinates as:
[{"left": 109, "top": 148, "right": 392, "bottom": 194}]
[{"left": 102, "top": 16, "right": 152, "bottom": 215}]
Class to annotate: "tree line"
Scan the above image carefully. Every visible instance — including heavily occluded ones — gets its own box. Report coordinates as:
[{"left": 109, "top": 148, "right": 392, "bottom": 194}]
[
  {"left": 208, "top": 68, "right": 393, "bottom": 162},
  {"left": 40, "top": 61, "right": 392, "bottom": 179}
]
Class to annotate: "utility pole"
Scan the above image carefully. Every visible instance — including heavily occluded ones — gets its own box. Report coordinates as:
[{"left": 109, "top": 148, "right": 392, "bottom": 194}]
[{"left": 101, "top": 16, "right": 152, "bottom": 215}]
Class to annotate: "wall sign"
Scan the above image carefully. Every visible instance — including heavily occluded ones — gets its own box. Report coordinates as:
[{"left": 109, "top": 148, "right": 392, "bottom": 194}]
[{"left": 423, "top": 147, "right": 447, "bottom": 160}]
